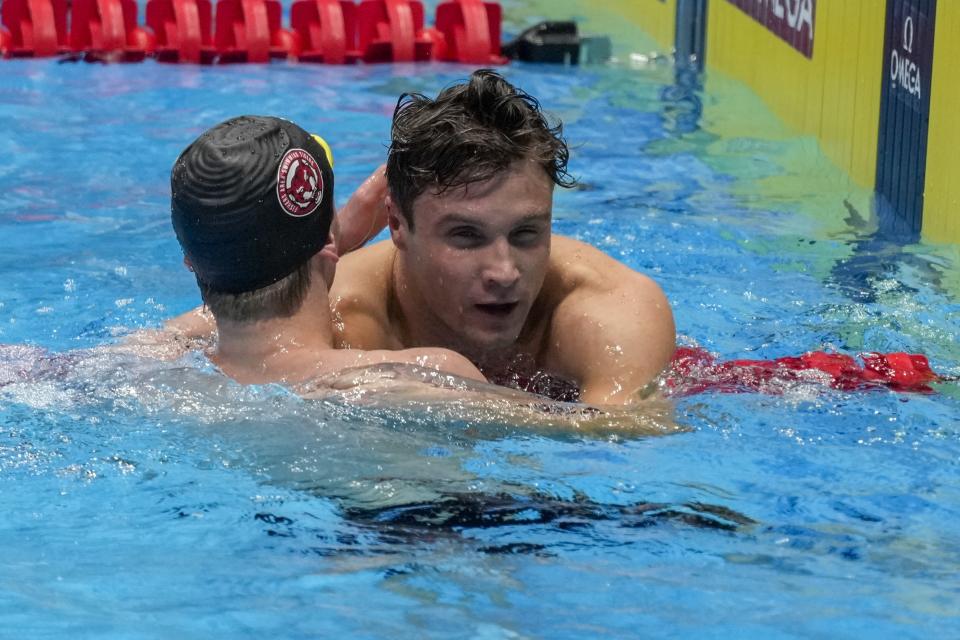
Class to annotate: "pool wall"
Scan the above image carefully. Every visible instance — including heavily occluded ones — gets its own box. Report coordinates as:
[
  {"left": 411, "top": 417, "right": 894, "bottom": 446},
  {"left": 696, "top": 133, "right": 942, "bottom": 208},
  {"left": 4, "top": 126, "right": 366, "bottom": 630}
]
[
  {"left": 595, "top": 0, "right": 959, "bottom": 245},
  {"left": 2, "top": 0, "right": 955, "bottom": 242}
]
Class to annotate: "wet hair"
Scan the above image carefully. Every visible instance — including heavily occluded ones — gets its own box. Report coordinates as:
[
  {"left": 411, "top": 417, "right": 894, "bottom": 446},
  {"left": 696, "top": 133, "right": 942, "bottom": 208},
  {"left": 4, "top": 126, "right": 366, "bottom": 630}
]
[
  {"left": 197, "top": 261, "right": 312, "bottom": 324},
  {"left": 386, "top": 69, "right": 575, "bottom": 227}
]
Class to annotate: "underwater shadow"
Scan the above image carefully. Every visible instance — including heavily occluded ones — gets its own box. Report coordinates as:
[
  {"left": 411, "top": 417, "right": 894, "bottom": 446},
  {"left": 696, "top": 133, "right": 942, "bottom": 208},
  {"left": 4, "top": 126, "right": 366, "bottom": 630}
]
[
  {"left": 252, "top": 492, "right": 757, "bottom": 558},
  {"left": 827, "top": 198, "right": 947, "bottom": 303},
  {"left": 337, "top": 491, "right": 757, "bottom": 556}
]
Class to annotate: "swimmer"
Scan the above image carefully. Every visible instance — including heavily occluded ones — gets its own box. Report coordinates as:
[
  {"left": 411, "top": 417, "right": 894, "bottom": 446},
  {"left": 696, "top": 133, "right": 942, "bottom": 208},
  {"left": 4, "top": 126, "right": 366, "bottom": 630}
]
[
  {"left": 169, "top": 115, "right": 485, "bottom": 385},
  {"left": 156, "top": 115, "right": 677, "bottom": 431},
  {"left": 330, "top": 70, "right": 676, "bottom": 405},
  {"left": 168, "top": 71, "right": 676, "bottom": 405}
]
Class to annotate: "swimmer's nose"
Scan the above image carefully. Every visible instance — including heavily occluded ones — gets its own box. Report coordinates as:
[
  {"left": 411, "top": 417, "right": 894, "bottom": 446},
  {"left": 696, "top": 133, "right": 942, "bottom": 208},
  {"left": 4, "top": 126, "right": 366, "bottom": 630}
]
[{"left": 482, "top": 239, "right": 520, "bottom": 289}]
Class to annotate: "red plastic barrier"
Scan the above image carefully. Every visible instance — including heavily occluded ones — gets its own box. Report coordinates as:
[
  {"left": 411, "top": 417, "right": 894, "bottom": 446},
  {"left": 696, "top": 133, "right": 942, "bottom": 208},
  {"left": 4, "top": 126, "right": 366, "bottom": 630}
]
[
  {"left": 668, "top": 347, "right": 943, "bottom": 396},
  {"left": 70, "top": 0, "right": 155, "bottom": 61},
  {"left": 1, "top": 0, "right": 69, "bottom": 57},
  {"left": 356, "top": 0, "right": 434, "bottom": 63},
  {"left": 435, "top": 0, "right": 504, "bottom": 64},
  {"left": 290, "top": 0, "right": 359, "bottom": 63},
  {"left": 215, "top": 0, "right": 299, "bottom": 63},
  {"left": 146, "top": 0, "right": 216, "bottom": 63}
]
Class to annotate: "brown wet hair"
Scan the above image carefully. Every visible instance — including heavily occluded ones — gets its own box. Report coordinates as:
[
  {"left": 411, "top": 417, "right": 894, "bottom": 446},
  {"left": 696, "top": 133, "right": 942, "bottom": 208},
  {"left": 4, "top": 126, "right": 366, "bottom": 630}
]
[{"left": 386, "top": 69, "right": 575, "bottom": 228}]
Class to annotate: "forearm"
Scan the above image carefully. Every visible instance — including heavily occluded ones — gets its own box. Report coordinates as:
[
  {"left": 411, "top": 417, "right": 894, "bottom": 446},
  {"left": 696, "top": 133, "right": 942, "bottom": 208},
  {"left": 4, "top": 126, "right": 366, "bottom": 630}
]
[
  {"left": 421, "top": 377, "right": 680, "bottom": 434},
  {"left": 579, "top": 374, "right": 663, "bottom": 406},
  {"left": 335, "top": 165, "right": 388, "bottom": 254}
]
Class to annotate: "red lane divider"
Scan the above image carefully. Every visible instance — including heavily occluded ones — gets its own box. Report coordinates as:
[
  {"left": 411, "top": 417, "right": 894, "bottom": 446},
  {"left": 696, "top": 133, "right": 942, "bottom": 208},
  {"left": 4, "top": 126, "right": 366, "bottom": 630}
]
[
  {"left": 668, "top": 346, "right": 943, "bottom": 396},
  {"left": 147, "top": 0, "right": 216, "bottom": 64},
  {"left": 2, "top": 0, "right": 69, "bottom": 57},
  {"left": 214, "top": 0, "right": 299, "bottom": 63},
  {"left": 291, "top": 0, "right": 359, "bottom": 63},
  {"left": 3, "top": 0, "right": 503, "bottom": 62},
  {"left": 435, "top": 0, "right": 504, "bottom": 64},
  {"left": 69, "top": 0, "right": 155, "bottom": 61},
  {"left": 357, "top": 0, "right": 432, "bottom": 63}
]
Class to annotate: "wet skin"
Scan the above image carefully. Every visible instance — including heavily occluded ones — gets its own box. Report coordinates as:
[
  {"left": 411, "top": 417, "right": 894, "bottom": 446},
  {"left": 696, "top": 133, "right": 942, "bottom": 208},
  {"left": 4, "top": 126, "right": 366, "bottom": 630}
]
[
  {"left": 388, "top": 159, "right": 553, "bottom": 362},
  {"left": 165, "top": 163, "right": 676, "bottom": 404},
  {"left": 331, "top": 160, "right": 677, "bottom": 405}
]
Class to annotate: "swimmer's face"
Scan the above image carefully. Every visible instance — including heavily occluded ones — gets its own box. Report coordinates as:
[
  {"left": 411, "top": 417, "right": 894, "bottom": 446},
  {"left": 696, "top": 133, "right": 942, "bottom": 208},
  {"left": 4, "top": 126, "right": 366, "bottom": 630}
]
[{"left": 390, "top": 159, "right": 552, "bottom": 357}]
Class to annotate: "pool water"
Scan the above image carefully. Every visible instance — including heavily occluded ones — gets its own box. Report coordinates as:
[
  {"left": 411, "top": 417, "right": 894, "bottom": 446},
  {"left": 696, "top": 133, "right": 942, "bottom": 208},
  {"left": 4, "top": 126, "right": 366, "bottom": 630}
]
[{"left": 2, "top": 13, "right": 960, "bottom": 639}]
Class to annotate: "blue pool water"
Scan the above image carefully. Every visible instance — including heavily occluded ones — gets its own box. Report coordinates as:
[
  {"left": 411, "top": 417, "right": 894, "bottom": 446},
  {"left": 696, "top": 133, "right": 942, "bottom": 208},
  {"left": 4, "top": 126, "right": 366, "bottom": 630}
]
[{"left": 2, "top": 21, "right": 960, "bottom": 640}]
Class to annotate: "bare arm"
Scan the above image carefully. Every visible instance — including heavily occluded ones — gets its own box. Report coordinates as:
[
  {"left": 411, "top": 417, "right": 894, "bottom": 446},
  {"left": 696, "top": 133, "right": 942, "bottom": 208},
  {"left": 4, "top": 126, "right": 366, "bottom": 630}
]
[
  {"left": 301, "top": 358, "right": 681, "bottom": 435},
  {"left": 334, "top": 164, "right": 389, "bottom": 255},
  {"left": 547, "top": 244, "right": 676, "bottom": 405},
  {"left": 375, "top": 347, "right": 487, "bottom": 382}
]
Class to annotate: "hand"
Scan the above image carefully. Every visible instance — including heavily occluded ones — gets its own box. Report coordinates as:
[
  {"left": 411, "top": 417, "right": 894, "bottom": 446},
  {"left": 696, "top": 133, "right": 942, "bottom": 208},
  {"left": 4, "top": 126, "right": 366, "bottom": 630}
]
[{"left": 335, "top": 164, "right": 388, "bottom": 255}]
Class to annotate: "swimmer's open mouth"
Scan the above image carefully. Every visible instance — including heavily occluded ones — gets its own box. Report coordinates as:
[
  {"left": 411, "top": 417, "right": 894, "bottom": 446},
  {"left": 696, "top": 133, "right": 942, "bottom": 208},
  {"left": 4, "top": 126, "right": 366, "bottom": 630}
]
[{"left": 475, "top": 302, "right": 519, "bottom": 317}]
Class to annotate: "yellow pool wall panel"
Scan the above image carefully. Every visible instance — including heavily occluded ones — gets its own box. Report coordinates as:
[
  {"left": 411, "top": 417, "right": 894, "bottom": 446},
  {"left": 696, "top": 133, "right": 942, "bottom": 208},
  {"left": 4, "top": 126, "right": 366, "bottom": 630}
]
[
  {"left": 580, "top": 0, "right": 957, "bottom": 243},
  {"left": 609, "top": 0, "right": 677, "bottom": 53},
  {"left": 704, "top": 1, "right": 885, "bottom": 191},
  {"left": 924, "top": 1, "right": 960, "bottom": 244}
]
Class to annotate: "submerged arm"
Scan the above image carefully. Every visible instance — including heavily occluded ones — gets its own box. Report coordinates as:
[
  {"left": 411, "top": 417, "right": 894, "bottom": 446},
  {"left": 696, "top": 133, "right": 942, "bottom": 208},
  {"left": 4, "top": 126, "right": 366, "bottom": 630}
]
[{"left": 299, "top": 360, "right": 681, "bottom": 435}]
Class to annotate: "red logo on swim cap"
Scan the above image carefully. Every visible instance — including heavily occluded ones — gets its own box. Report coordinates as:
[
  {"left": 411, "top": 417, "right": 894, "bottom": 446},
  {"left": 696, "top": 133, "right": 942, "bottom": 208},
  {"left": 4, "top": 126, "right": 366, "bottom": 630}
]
[{"left": 277, "top": 148, "right": 324, "bottom": 217}]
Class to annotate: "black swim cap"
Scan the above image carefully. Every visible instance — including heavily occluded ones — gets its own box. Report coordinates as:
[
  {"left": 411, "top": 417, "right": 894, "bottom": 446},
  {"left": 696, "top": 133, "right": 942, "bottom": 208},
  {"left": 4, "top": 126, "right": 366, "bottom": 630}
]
[{"left": 171, "top": 115, "right": 335, "bottom": 294}]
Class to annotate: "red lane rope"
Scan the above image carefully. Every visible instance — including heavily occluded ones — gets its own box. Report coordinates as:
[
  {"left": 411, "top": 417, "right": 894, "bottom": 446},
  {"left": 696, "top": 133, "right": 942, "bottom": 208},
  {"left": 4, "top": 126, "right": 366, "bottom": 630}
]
[{"left": 667, "top": 346, "right": 944, "bottom": 396}]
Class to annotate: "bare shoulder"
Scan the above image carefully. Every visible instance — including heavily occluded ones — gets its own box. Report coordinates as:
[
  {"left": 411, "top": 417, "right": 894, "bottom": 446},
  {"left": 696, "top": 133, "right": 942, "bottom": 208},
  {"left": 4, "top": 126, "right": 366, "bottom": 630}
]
[
  {"left": 163, "top": 305, "right": 215, "bottom": 338},
  {"left": 329, "top": 240, "right": 397, "bottom": 349},
  {"left": 547, "top": 234, "right": 664, "bottom": 301},
  {"left": 542, "top": 234, "right": 675, "bottom": 401},
  {"left": 332, "top": 239, "right": 395, "bottom": 300}
]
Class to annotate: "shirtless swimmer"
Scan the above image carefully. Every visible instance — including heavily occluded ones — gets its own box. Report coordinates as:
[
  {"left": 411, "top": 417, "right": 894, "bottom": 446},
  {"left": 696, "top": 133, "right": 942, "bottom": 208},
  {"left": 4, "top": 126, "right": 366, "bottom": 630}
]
[{"left": 330, "top": 70, "right": 676, "bottom": 405}]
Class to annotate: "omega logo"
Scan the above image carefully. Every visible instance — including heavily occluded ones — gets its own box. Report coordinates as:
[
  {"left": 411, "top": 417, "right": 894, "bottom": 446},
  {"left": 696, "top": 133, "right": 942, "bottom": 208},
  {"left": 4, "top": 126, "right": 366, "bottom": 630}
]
[
  {"left": 890, "top": 13, "right": 921, "bottom": 100},
  {"left": 903, "top": 15, "right": 914, "bottom": 54}
]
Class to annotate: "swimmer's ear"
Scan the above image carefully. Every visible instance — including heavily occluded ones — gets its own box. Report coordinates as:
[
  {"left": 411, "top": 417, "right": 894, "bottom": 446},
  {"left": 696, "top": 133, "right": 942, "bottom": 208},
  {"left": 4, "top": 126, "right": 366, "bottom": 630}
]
[
  {"left": 183, "top": 256, "right": 195, "bottom": 272},
  {"left": 386, "top": 193, "right": 408, "bottom": 250},
  {"left": 318, "top": 232, "right": 339, "bottom": 262}
]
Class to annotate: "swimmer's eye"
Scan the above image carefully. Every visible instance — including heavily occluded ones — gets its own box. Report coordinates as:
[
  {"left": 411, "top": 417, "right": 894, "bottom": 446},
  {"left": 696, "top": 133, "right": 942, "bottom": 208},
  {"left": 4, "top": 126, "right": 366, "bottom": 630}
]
[
  {"left": 510, "top": 227, "right": 544, "bottom": 246},
  {"left": 448, "top": 227, "right": 485, "bottom": 247}
]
